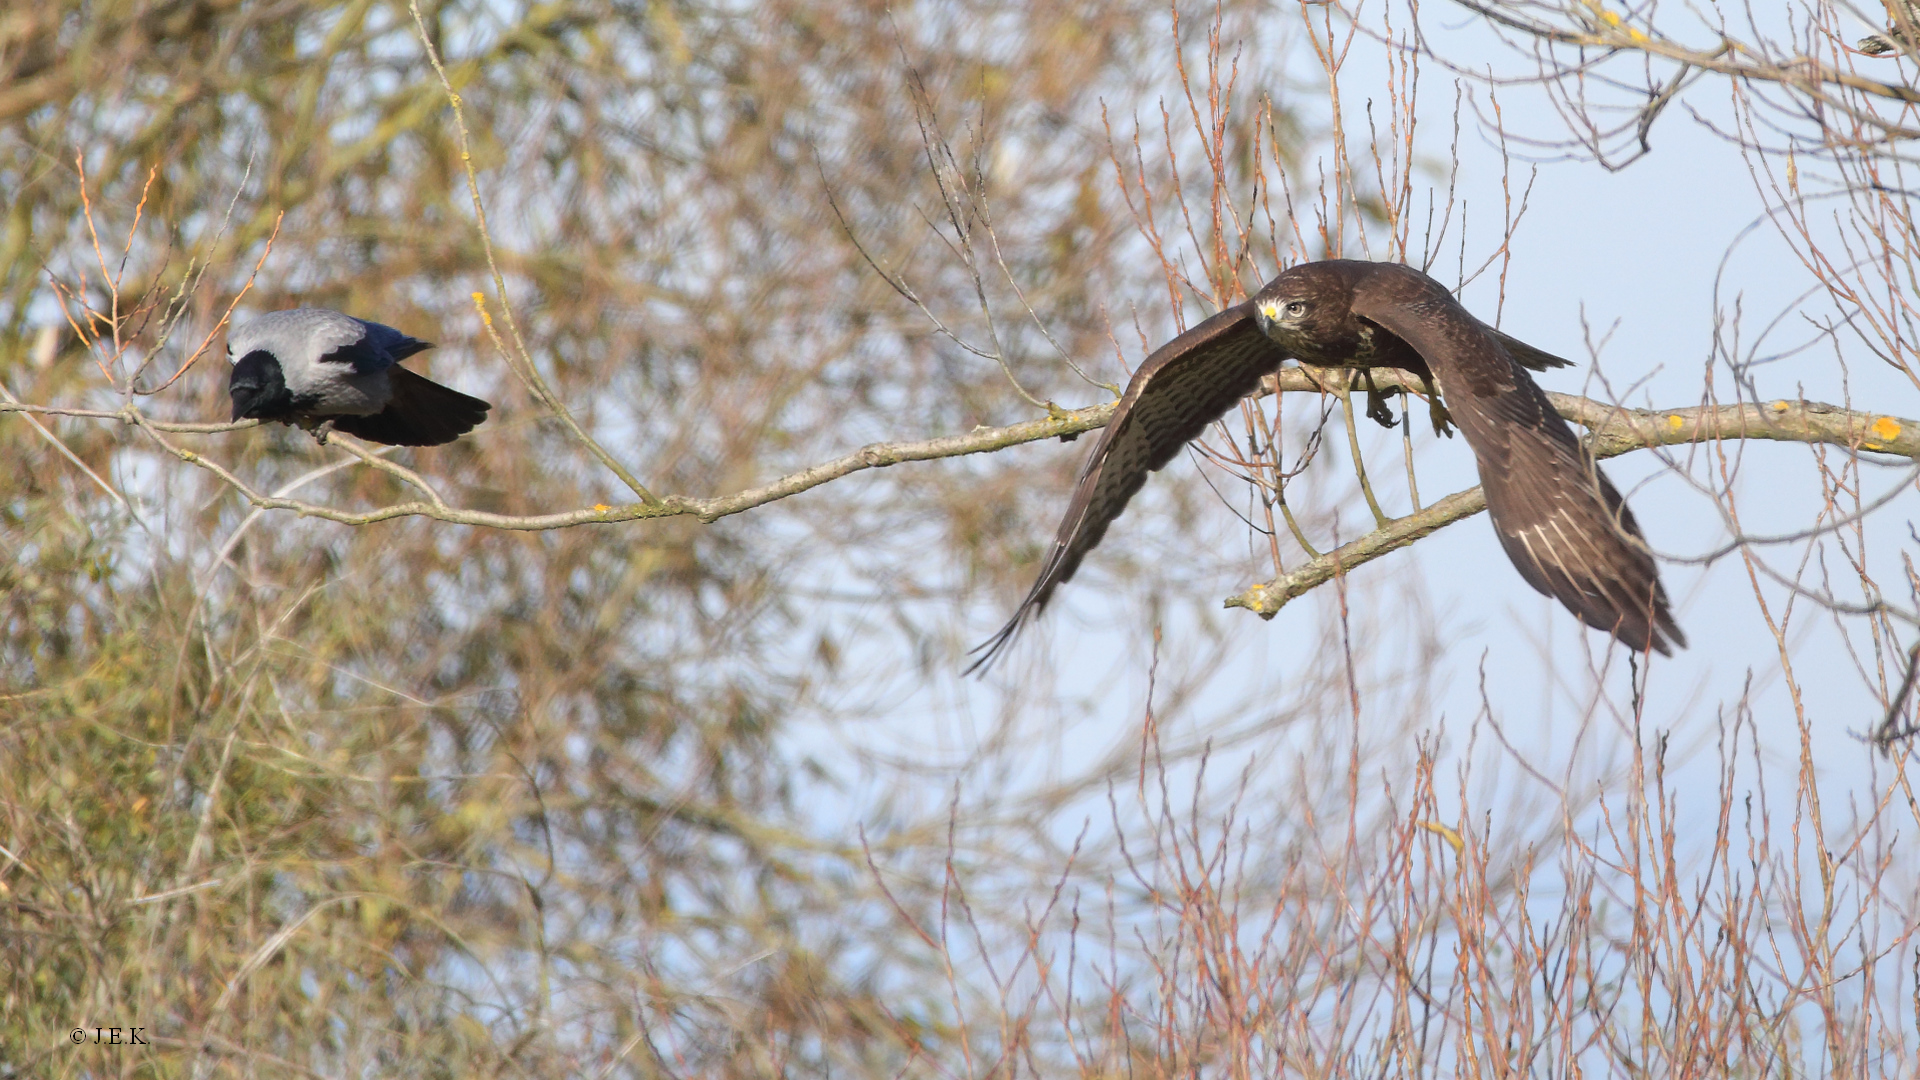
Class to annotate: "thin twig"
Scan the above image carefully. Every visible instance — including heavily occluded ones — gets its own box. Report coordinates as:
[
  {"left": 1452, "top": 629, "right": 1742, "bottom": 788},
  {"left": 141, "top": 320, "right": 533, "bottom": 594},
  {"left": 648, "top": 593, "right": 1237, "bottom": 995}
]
[
  {"left": 1870, "top": 639, "right": 1920, "bottom": 749},
  {"left": 407, "top": 0, "right": 661, "bottom": 507},
  {"left": 1336, "top": 372, "right": 1392, "bottom": 528}
]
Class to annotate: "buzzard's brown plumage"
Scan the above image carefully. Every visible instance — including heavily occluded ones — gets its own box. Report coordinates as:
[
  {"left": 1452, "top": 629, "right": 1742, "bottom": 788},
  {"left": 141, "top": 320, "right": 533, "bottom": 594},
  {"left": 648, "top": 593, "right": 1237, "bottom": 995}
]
[{"left": 968, "top": 259, "right": 1683, "bottom": 673}]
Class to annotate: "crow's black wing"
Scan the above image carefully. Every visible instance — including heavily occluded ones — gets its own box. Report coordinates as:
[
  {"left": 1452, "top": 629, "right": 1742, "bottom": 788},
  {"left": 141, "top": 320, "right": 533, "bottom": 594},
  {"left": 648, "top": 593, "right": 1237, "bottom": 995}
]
[
  {"left": 968, "top": 303, "right": 1288, "bottom": 673},
  {"left": 1351, "top": 264, "right": 1684, "bottom": 655},
  {"left": 317, "top": 319, "right": 433, "bottom": 374}
]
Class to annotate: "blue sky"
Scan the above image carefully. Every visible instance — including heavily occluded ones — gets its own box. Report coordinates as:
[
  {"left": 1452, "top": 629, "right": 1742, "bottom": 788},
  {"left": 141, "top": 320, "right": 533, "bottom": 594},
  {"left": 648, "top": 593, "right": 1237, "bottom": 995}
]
[{"left": 791, "top": 2, "right": 1920, "bottom": 908}]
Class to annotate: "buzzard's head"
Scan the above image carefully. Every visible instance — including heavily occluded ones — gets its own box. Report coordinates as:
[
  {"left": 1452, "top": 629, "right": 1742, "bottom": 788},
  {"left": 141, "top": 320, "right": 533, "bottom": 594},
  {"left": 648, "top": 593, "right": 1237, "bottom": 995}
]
[{"left": 1251, "top": 263, "right": 1355, "bottom": 361}]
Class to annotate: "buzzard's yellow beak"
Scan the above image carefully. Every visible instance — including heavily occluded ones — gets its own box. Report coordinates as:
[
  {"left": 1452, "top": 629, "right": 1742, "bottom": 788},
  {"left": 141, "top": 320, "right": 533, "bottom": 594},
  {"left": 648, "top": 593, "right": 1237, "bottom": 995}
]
[{"left": 1255, "top": 300, "right": 1280, "bottom": 335}]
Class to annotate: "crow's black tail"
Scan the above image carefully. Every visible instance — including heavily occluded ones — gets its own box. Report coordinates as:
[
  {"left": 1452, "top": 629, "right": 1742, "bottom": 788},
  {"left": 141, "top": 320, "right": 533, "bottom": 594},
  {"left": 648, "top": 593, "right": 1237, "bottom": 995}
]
[{"left": 331, "top": 366, "right": 491, "bottom": 446}]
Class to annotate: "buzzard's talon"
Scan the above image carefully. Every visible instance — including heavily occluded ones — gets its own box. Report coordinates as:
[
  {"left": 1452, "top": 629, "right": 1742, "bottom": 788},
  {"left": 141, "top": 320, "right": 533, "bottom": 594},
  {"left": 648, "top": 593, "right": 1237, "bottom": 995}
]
[
  {"left": 1405, "top": 367, "right": 1455, "bottom": 437},
  {"left": 1363, "top": 377, "right": 1399, "bottom": 429}
]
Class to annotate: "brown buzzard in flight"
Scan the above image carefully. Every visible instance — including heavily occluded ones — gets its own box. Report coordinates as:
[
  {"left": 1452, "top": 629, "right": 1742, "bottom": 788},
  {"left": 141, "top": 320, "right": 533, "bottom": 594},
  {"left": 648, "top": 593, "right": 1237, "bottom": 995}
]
[{"left": 970, "top": 259, "right": 1684, "bottom": 671}]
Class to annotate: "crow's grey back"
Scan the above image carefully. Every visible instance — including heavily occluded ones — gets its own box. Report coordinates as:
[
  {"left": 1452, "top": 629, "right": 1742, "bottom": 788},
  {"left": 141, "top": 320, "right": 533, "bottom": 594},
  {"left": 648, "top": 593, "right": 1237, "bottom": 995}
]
[{"left": 228, "top": 308, "right": 373, "bottom": 369}]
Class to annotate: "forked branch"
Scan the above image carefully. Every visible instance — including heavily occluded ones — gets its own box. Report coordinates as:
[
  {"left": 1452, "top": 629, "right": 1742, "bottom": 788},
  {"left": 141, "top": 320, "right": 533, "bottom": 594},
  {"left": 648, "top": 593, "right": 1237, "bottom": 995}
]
[{"left": 1230, "top": 374, "right": 1920, "bottom": 617}]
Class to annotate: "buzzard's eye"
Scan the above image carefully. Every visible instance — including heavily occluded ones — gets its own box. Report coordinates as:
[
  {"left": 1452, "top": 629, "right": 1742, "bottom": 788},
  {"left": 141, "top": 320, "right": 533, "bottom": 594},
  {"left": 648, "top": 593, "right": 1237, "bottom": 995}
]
[{"left": 1284, "top": 300, "right": 1307, "bottom": 318}]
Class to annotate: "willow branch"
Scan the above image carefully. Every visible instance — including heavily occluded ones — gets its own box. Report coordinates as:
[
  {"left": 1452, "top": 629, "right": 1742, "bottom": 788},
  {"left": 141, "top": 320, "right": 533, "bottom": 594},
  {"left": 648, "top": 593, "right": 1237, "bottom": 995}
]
[
  {"left": 113, "top": 401, "right": 1117, "bottom": 530},
  {"left": 5, "top": 368, "right": 1914, "bottom": 543},
  {"left": 1228, "top": 484, "right": 1493, "bottom": 617}
]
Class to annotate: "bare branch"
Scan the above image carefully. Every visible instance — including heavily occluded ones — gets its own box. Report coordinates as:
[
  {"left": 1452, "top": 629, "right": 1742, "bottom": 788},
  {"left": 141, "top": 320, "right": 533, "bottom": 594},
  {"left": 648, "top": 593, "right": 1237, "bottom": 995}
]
[
  {"left": 1228, "top": 481, "right": 1490, "bottom": 617},
  {"left": 16, "top": 366, "right": 1904, "bottom": 566}
]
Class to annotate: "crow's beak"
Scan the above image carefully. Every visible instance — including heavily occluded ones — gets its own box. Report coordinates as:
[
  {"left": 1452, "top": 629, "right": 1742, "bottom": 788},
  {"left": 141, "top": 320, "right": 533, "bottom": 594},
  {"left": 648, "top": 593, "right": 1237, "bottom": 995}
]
[
  {"left": 230, "top": 375, "right": 261, "bottom": 419},
  {"left": 229, "top": 350, "right": 287, "bottom": 420}
]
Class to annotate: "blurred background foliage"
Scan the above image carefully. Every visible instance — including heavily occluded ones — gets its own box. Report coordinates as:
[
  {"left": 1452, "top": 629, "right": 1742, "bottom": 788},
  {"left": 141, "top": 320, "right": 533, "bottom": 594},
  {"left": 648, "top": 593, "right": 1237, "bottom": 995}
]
[
  {"left": 12, "top": 1, "right": 1916, "bottom": 1077},
  {"left": 0, "top": 0, "right": 1310, "bottom": 1074}
]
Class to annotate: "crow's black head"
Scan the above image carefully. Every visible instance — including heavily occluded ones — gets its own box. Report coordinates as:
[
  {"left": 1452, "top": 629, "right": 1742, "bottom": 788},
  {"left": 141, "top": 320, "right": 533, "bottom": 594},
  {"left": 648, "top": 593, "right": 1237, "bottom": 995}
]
[{"left": 229, "top": 349, "right": 295, "bottom": 421}]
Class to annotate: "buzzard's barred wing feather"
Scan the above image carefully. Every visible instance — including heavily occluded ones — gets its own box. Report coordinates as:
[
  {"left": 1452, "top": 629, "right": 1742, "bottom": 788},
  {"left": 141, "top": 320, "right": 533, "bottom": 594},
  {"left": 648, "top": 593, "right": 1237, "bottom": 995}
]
[
  {"left": 1349, "top": 267, "right": 1684, "bottom": 655},
  {"left": 1488, "top": 327, "right": 1574, "bottom": 373},
  {"left": 966, "top": 304, "right": 1287, "bottom": 673}
]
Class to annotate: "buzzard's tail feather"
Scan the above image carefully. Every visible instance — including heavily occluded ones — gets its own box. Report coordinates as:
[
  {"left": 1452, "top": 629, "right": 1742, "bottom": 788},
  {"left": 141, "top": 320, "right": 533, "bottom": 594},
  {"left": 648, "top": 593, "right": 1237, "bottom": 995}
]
[
  {"left": 964, "top": 612, "right": 1027, "bottom": 676},
  {"left": 965, "top": 494, "right": 1123, "bottom": 675}
]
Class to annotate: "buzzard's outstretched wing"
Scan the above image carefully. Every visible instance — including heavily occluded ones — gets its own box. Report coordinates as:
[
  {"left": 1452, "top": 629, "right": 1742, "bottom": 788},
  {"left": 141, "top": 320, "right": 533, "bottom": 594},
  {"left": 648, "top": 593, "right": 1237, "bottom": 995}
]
[
  {"left": 1489, "top": 327, "right": 1574, "bottom": 373},
  {"left": 967, "top": 303, "right": 1287, "bottom": 673},
  {"left": 1350, "top": 264, "right": 1684, "bottom": 655}
]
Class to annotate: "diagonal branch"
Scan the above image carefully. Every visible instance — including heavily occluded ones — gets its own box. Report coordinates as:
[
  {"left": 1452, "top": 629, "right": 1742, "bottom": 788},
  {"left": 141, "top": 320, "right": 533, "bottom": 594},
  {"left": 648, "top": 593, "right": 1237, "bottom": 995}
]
[
  {"left": 1228, "top": 483, "right": 1491, "bottom": 617},
  {"left": 1230, "top": 372, "right": 1920, "bottom": 617}
]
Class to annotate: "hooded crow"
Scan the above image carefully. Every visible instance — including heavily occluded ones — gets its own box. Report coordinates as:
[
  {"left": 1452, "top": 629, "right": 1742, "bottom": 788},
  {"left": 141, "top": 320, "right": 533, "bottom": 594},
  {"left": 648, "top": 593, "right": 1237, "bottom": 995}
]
[{"left": 227, "top": 308, "right": 490, "bottom": 446}]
